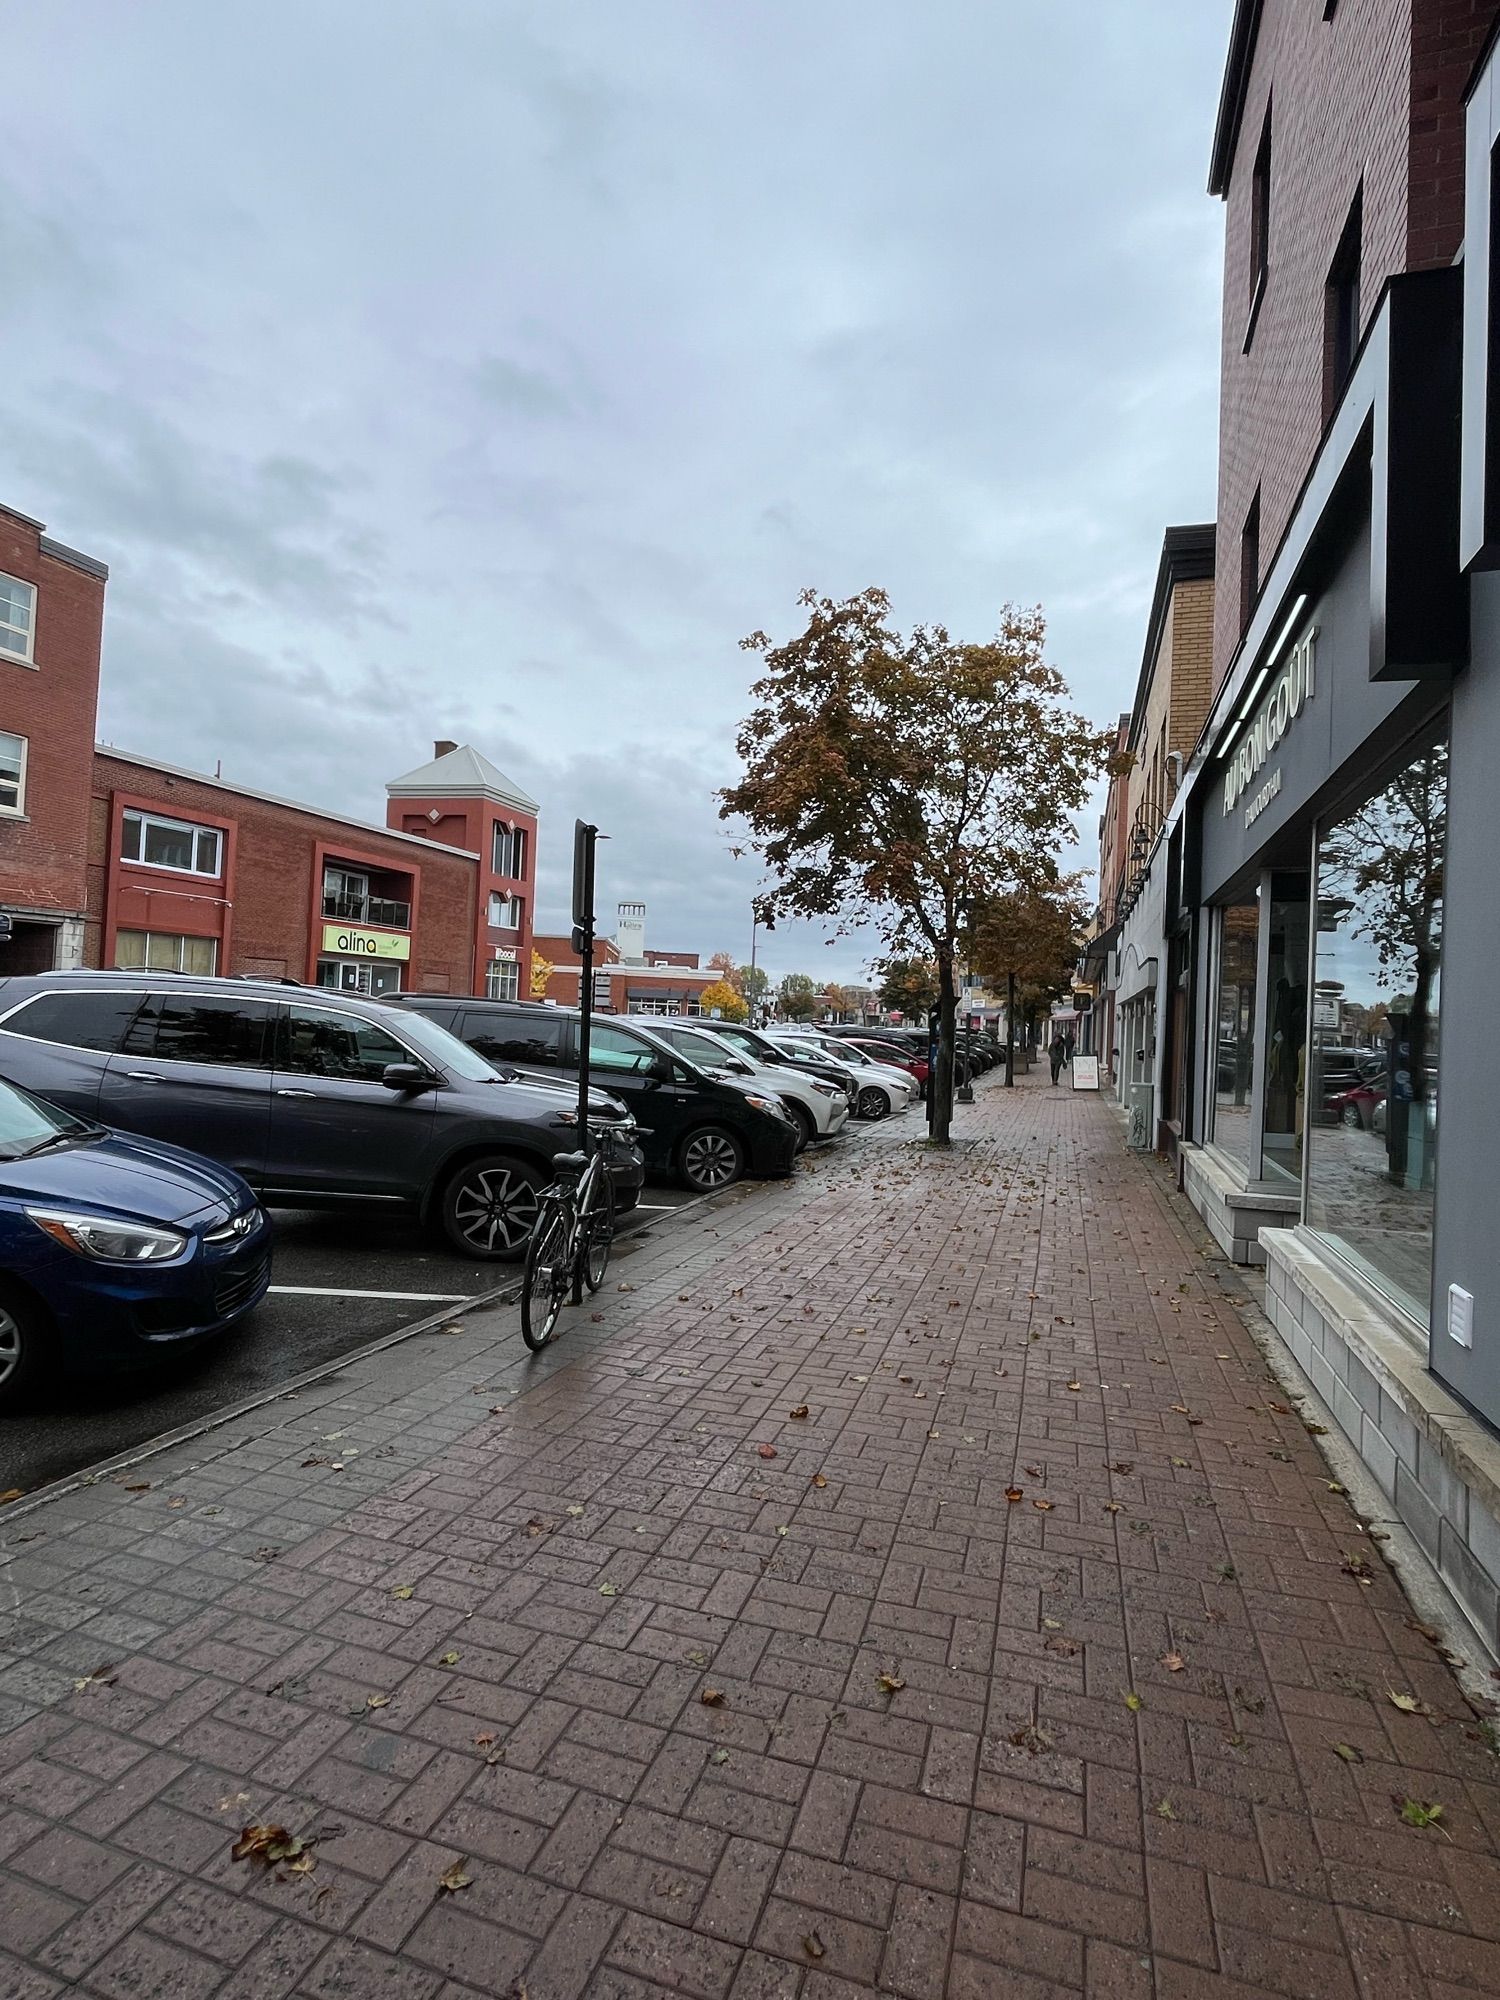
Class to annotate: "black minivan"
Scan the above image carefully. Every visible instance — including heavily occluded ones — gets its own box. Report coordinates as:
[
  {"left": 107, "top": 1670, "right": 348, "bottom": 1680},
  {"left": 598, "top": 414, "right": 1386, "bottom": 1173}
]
[
  {"left": 395, "top": 997, "right": 799, "bottom": 1193},
  {"left": 0, "top": 973, "right": 645, "bottom": 1259}
]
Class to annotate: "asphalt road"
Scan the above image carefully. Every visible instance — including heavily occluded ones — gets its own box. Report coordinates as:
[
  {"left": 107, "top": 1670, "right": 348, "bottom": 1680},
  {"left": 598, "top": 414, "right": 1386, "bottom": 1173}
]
[{"left": 1, "top": 1182, "right": 703, "bottom": 1497}]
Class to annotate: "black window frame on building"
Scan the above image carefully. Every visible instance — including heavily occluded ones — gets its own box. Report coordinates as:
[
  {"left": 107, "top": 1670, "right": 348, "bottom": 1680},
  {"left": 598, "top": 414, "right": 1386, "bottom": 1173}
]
[
  {"left": 1239, "top": 488, "right": 1261, "bottom": 636},
  {"left": 1323, "top": 185, "right": 1363, "bottom": 422},
  {"left": 1245, "top": 102, "right": 1272, "bottom": 350},
  {"left": 492, "top": 822, "right": 527, "bottom": 879}
]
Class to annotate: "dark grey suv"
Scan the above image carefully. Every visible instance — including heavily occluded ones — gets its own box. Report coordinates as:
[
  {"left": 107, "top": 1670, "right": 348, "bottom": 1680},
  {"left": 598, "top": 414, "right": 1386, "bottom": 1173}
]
[{"left": 0, "top": 974, "right": 645, "bottom": 1259}]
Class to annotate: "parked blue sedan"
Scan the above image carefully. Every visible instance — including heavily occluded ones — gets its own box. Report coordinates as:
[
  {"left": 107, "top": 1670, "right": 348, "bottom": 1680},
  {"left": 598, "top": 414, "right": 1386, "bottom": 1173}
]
[{"left": 0, "top": 1075, "right": 270, "bottom": 1411}]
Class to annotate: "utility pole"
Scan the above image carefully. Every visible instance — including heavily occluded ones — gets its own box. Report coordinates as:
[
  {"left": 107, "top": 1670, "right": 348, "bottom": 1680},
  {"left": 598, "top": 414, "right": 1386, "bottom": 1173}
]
[
  {"left": 571, "top": 820, "right": 598, "bottom": 1304},
  {"left": 749, "top": 911, "right": 759, "bottom": 1025}
]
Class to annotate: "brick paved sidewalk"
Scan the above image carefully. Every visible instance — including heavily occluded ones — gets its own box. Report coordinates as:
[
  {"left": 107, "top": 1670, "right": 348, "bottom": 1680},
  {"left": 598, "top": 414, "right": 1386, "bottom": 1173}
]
[{"left": 3, "top": 1073, "right": 1500, "bottom": 1999}]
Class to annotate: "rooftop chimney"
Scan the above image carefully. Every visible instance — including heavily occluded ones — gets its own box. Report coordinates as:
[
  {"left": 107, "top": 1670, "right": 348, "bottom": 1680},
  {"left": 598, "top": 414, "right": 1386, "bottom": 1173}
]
[{"left": 434, "top": 739, "right": 458, "bottom": 759}]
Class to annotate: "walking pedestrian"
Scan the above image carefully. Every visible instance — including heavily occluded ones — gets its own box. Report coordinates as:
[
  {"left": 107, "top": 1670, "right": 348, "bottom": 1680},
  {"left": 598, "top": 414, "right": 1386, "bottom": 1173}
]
[
  {"left": 1049, "top": 1029, "right": 1067, "bottom": 1085},
  {"left": 1063, "top": 1028, "right": 1075, "bottom": 1066}
]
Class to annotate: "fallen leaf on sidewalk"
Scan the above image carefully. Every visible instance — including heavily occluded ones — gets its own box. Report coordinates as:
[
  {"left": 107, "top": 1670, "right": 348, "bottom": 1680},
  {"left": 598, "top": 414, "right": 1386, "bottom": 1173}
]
[
  {"left": 1066, "top": 1381, "right": 1081, "bottom": 1393},
  {"left": 1008, "top": 1723, "right": 1054, "bottom": 1753},
  {"left": 1341, "top": 1554, "right": 1374, "bottom": 1584},
  {"left": 1111, "top": 1461, "right": 1134, "bottom": 1474},
  {"left": 438, "top": 1652, "right": 460, "bottom": 1666},
  {"left": 876, "top": 1672, "right": 906, "bottom": 1695},
  {"left": 71, "top": 1664, "right": 118, "bottom": 1692},
  {"left": 1332, "top": 1741, "right": 1364, "bottom": 1763},
  {"left": 756, "top": 1445, "right": 778, "bottom": 1460},
  {"left": 1396, "top": 1798, "right": 1447, "bottom": 1833},
  {"left": 233, "top": 1823, "right": 314, "bottom": 1867},
  {"left": 1161, "top": 1652, "right": 1185, "bottom": 1672},
  {"left": 710, "top": 1747, "right": 730, "bottom": 1765},
  {"left": 1005, "top": 1487, "right": 1024, "bottom": 1503},
  {"left": 788, "top": 1405, "right": 809, "bottom": 1420},
  {"left": 566, "top": 1505, "right": 585, "bottom": 1517},
  {"left": 1103, "top": 1502, "right": 1123, "bottom": 1514},
  {"left": 811, "top": 1473, "right": 828, "bottom": 1489},
  {"left": 1032, "top": 1499, "right": 1054, "bottom": 1512},
  {"left": 0, "top": 1488, "right": 22, "bottom": 1504},
  {"left": 1153, "top": 1798, "right": 1177, "bottom": 1820},
  {"left": 474, "top": 1733, "right": 495, "bottom": 1748},
  {"left": 1042, "top": 1618, "right": 1062, "bottom": 1631},
  {"left": 391, "top": 1586, "right": 414, "bottom": 1600},
  {"left": 437, "top": 1859, "right": 472, "bottom": 1893},
  {"left": 700, "top": 1689, "right": 726, "bottom": 1707},
  {"left": 598, "top": 1583, "right": 618, "bottom": 1598},
  {"left": 363, "top": 1694, "right": 390, "bottom": 1711},
  {"left": 525, "top": 1518, "right": 549, "bottom": 1537},
  {"left": 802, "top": 1931, "right": 826, "bottom": 1960},
  {"left": 1124, "top": 1692, "right": 1143, "bottom": 1713},
  {"left": 1387, "top": 1690, "right": 1428, "bottom": 1715}
]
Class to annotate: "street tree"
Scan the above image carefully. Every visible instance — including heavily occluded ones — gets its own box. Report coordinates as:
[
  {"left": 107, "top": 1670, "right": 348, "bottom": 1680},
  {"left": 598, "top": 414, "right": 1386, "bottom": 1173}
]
[
  {"left": 529, "top": 949, "right": 554, "bottom": 1000},
  {"left": 707, "top": 950, "right": 741, "bottom": 990},
  {"left": 969, "top": 875, "right": 1091, "bottom": 1068},
  {"left": 722, "top": 588, "right": 1108, "bottom": 1140},
  {"left": 698, "top": 978, "right": 749, "bottom": 1023},
  {"left": 738, "top": 964, "right": 770, "bottom": 1017},
  {"left": 778, "top": 972, "right": 817, "bottom": 1021},
  {"left": 877, "top": 956, "right": 938, "bottom": 1020}
]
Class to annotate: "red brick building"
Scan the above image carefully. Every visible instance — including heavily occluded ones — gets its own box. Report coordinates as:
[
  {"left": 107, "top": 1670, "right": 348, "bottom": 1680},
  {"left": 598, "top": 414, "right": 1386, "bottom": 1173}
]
[
  {"left": 536, "top": 903, "right": 717, "bottom": 1015},
  {"left": 0, "top": 505, "right": 109, "bottom": 970},
  {"left": 1209, "top": 0, "right": 1497, "bottom": 691},
  {"left": 386, "top": 743, "right": 539, "bottom": 1001},
  {"left": 88, "top": 749, "right": 478, "bottom": 995}
]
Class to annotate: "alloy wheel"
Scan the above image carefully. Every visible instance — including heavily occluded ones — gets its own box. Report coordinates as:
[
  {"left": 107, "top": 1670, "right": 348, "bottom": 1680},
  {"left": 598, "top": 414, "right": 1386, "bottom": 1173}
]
[
  {"left": 856, "top": 1086, "right": 890, "bottom": 1121},
  {"left": 452, "top": 1167, "right": 539, "bottom": 1253},
  {"left": 683, "top": 1131, "right": 741, "bottom": 1190},
  {"left": 0, "top": 1306, "right": 22, "bottom": 1390}
]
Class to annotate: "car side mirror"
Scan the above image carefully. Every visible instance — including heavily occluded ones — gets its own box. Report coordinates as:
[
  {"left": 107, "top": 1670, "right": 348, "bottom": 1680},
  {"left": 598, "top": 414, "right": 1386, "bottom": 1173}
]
[{"left": 381, "top": 1062, "right": 432, "bottom": 1093}]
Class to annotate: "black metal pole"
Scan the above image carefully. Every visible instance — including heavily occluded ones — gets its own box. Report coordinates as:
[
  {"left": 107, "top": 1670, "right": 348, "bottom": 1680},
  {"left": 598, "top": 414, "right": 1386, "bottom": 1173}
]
[
  {"left": 1005, "top": 971, "right": 1016, "bottom": 1087},
  {"left": 571, "top": 821, "right": 598, "bottom": 1305}
]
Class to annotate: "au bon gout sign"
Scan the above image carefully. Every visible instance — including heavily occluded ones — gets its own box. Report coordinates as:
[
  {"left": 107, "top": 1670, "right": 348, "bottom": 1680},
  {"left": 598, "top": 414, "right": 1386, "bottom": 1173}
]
[{"left": 1223, "top": 626, "right": 1317, "bottom": 826}]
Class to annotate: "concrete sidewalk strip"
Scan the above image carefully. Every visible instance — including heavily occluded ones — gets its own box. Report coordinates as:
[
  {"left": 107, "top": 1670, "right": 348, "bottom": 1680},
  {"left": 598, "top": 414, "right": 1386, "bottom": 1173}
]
[{"left": 2, "top": 1077, "right": 1499, "bottom": 1998}]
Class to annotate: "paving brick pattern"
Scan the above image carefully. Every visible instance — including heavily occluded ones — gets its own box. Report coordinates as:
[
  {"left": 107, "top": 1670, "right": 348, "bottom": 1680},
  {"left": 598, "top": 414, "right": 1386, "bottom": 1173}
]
[{"left": 3, "top": 1073, "right": 1500, "bottom": 1997}]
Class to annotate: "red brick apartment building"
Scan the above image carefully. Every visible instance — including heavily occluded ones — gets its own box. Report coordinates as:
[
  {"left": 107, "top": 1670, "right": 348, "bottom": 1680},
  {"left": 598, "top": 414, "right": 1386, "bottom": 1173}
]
[
  {"left": 0, "top": 500, "right": 538, "bottom": 997},
  {"left": 1210, "top": 0, "right": 1496, "bottom": 690},
  {"left": 536, "top": 903, "right": 718, "bottom": 1015}
]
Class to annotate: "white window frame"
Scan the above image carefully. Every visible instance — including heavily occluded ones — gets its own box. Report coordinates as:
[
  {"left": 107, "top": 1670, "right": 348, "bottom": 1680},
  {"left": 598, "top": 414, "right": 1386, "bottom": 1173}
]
[
  {"left": 121, "top": 808, "right": 224, "bottom": 878},
  {"left": 0, "top": 731, "right": 27, "bottom": 817},
  {"left": 492, "top": 822, "right": 527, "bottom": 878},
  {"left": 484, "top": 958, "right": 521, "bottom": 1000},
  {"left": 488, "top": 891, "right": 523, "bottom": 929},
  {"left": 0, "top": 574, "right": 36, "bottom": 667}
]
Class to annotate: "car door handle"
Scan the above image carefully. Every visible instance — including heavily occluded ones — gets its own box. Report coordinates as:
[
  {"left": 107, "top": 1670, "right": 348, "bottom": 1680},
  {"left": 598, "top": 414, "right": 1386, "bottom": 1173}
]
[
  {"left": 275, "top": 1088, "right": 318, "bottom": 1098},
  {"left": 122, "top": 1070, "right": 166, "bottom": 1082}
]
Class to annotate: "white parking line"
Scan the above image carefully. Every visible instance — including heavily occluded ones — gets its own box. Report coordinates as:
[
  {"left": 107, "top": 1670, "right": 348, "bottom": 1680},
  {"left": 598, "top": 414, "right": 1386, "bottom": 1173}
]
[
  {"left": 268, "top": 1286, "right": 475, "bottom": 1302},
  {"left": 630, "top": 1203, "right": 683, "bottom": 1213}
]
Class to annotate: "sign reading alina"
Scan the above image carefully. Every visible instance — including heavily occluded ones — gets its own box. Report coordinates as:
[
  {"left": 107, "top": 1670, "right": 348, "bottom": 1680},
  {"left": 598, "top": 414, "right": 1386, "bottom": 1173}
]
[
  {"left": 1222, "top": 628, "right": 1317, "bottom": 816},
  {"left": 321, "top": 923, "right": 411, "bottom": 961}
]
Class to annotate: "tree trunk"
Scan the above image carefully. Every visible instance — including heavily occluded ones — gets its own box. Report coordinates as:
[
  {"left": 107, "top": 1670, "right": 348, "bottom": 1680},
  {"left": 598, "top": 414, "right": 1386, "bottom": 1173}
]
[
  {"left": 931, "top": 945, "right": 958, "bottom": 1144},
  {"left": 1005, "top": 970, "right": 1015, "bottom": 1087}
]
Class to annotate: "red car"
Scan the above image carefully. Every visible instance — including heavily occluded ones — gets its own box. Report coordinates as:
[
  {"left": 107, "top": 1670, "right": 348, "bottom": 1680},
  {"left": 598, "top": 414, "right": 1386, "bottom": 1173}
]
[
  {"left": 842, "top": 1038, "right": 929, "bottom": 1092},
  {"left": 1326, "top": 1080, "right": 1385, "bottom": 1130}
]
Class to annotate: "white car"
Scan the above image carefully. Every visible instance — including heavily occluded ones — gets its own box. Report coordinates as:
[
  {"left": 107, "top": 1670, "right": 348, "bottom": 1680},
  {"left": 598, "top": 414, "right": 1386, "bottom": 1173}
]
[
  {"left": 764, "top": 1029, "right": 915, "bottom": 1121},
  {"left": 647, "top": 1021, "right": 850, "bottom": 1150}
]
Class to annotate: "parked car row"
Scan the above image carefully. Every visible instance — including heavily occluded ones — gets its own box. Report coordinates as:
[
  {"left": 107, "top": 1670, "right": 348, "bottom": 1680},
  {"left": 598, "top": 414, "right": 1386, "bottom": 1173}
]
[{"left": 0, "top": 976, "right": 921, "bottom": 1408}]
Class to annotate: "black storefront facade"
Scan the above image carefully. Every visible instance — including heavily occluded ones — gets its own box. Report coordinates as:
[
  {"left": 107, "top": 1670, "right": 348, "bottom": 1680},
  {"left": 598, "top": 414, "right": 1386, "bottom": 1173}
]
[{"left": 1176, "top": 232, "right": 1500, "bottom": 1661}]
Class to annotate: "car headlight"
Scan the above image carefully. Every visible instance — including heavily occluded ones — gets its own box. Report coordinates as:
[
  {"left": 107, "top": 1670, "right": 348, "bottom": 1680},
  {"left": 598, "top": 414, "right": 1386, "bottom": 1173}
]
[
  {"left": 812, "top": 1081, "right": 842, "bottom": 1099},
  {"left": 27, "top": 1208, "right": 189, "bottom": 1264},
  {"left": 744, "top": 1093, "right": 792, "bottom": 1120}
]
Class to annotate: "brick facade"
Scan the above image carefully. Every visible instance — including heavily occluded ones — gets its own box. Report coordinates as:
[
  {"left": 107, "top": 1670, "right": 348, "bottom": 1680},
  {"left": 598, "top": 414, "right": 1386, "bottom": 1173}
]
[
  {"left": 89, "top": 752, "right": 478, "bottom": 993},
  {"left": 0, "top": 506, "right": 107, "bottom": 960},
  {"left": 1211, "top": 0, "right": 1500, "bottom": 691}
]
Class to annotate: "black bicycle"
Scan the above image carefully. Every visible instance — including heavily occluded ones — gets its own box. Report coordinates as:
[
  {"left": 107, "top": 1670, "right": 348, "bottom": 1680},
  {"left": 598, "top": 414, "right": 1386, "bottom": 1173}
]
[{"left": 521, "top": 1122, "right": 636, "bottom": 1349}]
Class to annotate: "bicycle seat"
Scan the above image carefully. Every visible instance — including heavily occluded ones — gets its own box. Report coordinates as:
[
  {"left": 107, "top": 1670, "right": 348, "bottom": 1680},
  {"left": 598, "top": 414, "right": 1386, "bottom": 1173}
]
[{"left": 552, "top": 1151, "right": 589, "bottom": 1171}]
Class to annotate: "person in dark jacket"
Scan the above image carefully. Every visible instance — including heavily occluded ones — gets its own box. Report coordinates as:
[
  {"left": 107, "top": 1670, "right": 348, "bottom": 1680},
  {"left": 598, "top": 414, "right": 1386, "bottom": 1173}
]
[
  {"left": 1049, "top": 1031, "right": 1068, "bottom": 1084},
  {"left": 1062, "top": 1029, "right": 1075, "bottom": 1065}
]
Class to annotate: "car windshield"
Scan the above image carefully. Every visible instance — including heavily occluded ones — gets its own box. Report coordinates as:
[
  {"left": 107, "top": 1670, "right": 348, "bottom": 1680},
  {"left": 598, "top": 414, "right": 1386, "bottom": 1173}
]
[
  {"left": 385, "top": 1008, "right": 506, "bottom": 1082},
  {"left": 0, "top": 1076, "right": 97, "bottom": 1160},
  {"left": 671, "top": 1027, "right": 749, "bottom": 1069}
]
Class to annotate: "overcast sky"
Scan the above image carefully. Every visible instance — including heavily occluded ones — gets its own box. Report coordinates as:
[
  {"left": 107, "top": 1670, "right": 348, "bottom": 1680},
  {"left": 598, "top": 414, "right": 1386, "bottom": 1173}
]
[{"left": 4, "top": 2, "right": 1229, "bottom": 984}]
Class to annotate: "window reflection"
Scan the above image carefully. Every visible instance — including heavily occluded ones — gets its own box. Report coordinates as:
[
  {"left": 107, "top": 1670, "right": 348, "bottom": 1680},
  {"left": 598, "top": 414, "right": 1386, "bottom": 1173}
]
[
  {"left": 1306, "top": 734, "right": 1445, "bottom": 1328},
  {"left": 1261, "top": 881, "right": 1309, "bottom": 1188},
  {"left": 1212, "top": 899, "right": 1259, "bottom": 1171}
]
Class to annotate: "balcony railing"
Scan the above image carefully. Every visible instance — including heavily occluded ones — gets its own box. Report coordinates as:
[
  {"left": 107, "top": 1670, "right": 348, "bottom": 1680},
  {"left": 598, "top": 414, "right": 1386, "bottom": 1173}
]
[{"left": 322, "top": 892, "right": 411, "bottom": 929}]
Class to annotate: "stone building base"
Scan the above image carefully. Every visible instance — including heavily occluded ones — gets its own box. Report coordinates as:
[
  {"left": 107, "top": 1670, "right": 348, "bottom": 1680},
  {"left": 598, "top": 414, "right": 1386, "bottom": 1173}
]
[
  {"left": 1263, "top": 1225, "right": 1500, "bottom": 1667},
  {"left": 1180, "top": 1143, "right": 1298, "bottom": 1265}
]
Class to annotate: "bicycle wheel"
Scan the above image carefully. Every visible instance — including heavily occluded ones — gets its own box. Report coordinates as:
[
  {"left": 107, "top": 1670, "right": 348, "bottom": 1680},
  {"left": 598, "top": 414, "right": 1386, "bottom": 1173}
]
[
  {"left": 521, "top": 1204, "right": 571, "bottom": 1350},
  {"left": 582, "top": 1172, "right": 615, "bottom": 1293}
]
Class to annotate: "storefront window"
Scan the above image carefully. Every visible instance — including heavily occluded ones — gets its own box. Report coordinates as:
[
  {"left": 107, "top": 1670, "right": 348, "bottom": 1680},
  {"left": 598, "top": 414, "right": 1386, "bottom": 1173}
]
[
  {"left": 1211, "top": 899, "right": 1258, "bottom": 1171},
  {"left": 1306, "top": 732, "right": 1445, "bottom": 1328},
  {"left": 316, "top": 958, "right": 401, "bottom": 998},
  {"left": 115, "top": 930, "right": 217, "bottom": 975},
  {"left": 1260, "top": 877, "right": 1310, "bottom": 1189},
  {"left": 484, "top": 959, "right": 520, "bottom": 1000}
]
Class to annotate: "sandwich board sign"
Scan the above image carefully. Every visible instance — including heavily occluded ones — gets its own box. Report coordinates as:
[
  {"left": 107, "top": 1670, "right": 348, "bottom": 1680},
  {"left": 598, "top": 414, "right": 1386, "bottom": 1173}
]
[{"left": 1071, "top": 1055, "right": 1100, "bottom": 1091}]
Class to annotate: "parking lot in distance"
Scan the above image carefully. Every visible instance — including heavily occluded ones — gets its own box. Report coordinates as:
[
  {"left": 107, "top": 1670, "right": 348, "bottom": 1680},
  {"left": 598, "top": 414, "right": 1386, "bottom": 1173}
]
[{"left": 3, "top": 1180, "right": 706, "bottom": 1498}]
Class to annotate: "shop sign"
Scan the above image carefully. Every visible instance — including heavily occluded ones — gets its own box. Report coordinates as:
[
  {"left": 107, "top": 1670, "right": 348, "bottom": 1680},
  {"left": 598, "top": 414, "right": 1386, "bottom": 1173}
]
[
  {"left": 321, "top": 923, "right": 410, "bottom": 961},
  {"left": 1071, "top": 1055, "right": 1100, "bottom": 1091},
  {"left": 492, "top": 947, "right": 517, "bottom": 963},
  {"left": 1223, "top": 628, "right": 1317, "bottom": 819}
]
